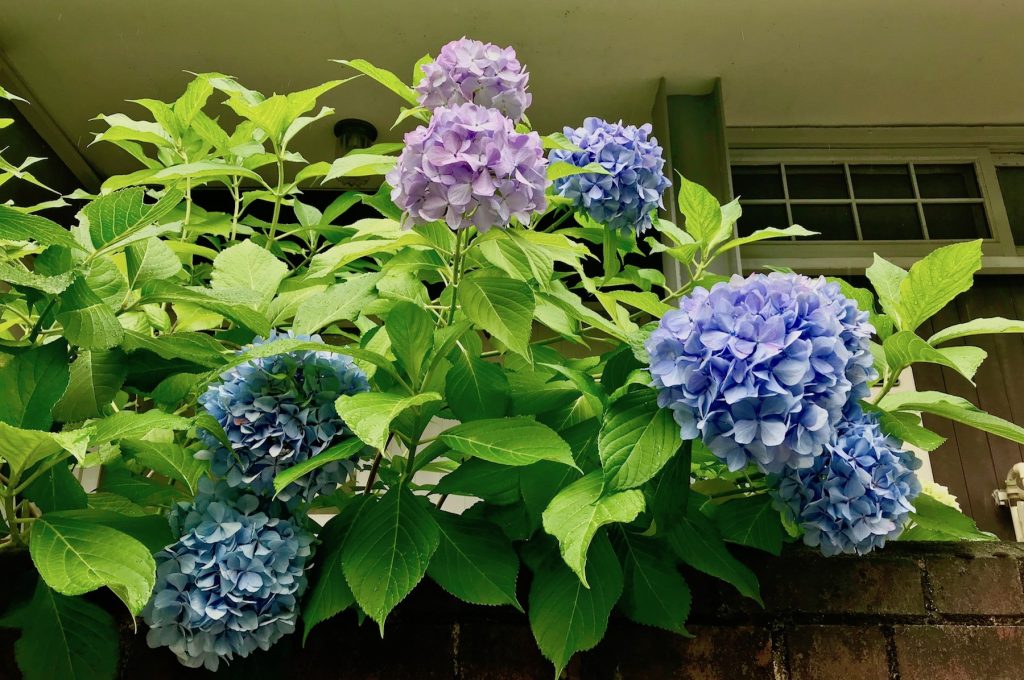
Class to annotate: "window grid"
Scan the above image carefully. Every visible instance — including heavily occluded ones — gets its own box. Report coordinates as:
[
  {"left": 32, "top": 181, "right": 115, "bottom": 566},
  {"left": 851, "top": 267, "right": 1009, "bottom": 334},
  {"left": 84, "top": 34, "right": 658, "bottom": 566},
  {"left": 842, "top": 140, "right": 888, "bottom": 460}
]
[{"left": 735, "top": 161, "right": 986, "bottom": 242}]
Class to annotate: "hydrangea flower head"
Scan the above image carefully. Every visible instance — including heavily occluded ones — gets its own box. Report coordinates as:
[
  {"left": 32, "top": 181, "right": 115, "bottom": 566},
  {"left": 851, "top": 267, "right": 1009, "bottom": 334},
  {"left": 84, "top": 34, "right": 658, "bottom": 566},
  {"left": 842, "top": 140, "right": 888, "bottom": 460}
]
[
  {"left": 415, "top": 37, "right": 532, "bottom": 122},
  {"left": 550, "top": 117, "right": 671, "bottom": 234},
  {"left": 197, "top": 332, "right": 369, "bottom": 503},
  {"left": 387, "top": 103, "right": 548, "bottom": 232},
  {"left": 143, "top": 479, "right": 314, "bottom": 670},
  {"left": 771, "top": 412, "right": 922, "bottom": 556},
  {"left": 645, "top": 272, "right": 876, "bottom": 473}
]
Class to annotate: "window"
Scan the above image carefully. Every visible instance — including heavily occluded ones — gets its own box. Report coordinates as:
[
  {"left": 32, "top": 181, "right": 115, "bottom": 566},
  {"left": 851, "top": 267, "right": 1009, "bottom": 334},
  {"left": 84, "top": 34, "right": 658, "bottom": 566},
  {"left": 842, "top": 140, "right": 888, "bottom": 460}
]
[{"left": 995, "top": 154, "right": 1024, "bottom": 251}]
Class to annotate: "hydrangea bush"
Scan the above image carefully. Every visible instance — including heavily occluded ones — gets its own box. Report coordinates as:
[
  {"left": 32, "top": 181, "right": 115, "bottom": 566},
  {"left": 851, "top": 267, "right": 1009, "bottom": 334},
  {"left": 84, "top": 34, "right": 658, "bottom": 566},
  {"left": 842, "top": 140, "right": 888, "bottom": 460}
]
[{"left": 0, "top": 39, "right": 1014, "bottom": 679}]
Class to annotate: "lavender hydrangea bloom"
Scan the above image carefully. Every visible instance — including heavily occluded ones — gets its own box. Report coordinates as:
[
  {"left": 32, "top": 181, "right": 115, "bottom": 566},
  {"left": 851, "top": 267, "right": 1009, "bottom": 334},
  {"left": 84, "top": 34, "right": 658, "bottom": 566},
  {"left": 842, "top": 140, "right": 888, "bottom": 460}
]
[
  {"left": 197, "top": 332, "right": 369, "bottom": 503},
  {"left": 645, "top": 273, "right": 876, "bottom": 474},
  {"left": 771, "top": 412, "right": 922, "bottom": 556},
  {"left": 415, "top": 37, "right": 532, "bottom": 122},
  {"left": 550, "top": 117, "right": 671, "bottom": 234},
  {"left": 386, "top": 103, "right": 548, "bottom": 232},
  {"left": 143, "top": 479, "right": 314, "bottom": 670}
]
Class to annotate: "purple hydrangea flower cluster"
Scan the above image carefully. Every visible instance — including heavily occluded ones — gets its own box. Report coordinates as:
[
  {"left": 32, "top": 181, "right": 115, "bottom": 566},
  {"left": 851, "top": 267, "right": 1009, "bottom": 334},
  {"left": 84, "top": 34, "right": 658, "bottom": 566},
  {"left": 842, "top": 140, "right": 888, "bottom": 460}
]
[
  {"left": 645, "top": 273, "right": 876, "bottom": 474},
  {"left": 386, "top": 103, "right": 548, "bottom": 232},
  {"left": 143, "top": 480, "right": 313, "bottom": 671},
  {"left": 197, "top": 332, "right": 369, "bottom": 503},
  {"left": 550, "top": 117, "right": 671, "bottom": 234},
  {"left": 415, "top": 37, "right": 532, "bottom": 122},
  {"left": 771, "top": 411, "right": 922, "bottom": 556}
]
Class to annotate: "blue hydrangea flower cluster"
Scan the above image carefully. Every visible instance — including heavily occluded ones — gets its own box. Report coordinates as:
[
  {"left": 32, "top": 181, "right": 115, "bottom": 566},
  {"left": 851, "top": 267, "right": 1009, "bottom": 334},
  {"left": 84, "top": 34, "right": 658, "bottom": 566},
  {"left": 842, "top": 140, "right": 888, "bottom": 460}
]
[
  {"left": 415, "top": 37, "right": 532, "bottom": 122},
  {"left": 550, "top": 117, "right": 671, "bottom": 234},
  {"left": 197, "top": 332, "right": 370, "bottom": 503},
  {"left": 771, "top": 411, "right": 922, "bottom": 555},
  {"left": 646, "top": 273, "right": 876, "bottom": 474},
  {"left": 143, "top": 480, "right": 313, "bottom": 671},
  {"left": 386, "top": 102, "right": 549, "bottom": 232}
]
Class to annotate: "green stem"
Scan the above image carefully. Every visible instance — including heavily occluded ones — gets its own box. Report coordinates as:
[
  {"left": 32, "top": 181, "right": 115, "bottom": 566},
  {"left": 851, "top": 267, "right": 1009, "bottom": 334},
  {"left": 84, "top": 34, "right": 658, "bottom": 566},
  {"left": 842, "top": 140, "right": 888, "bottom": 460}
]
[
  {"left": 542, "top": 209, "right": 574, "bottom": 233},
  {"left": 444, "top": 229, "right": 468, "bottom": 325},
  {"left": 229, "top": 178, "right": 241, "bottom": 241},
  {"left": 3, "top": 493, "right": 22, "bottom": 547},
  {"left": 363, "top": 451, "right": 384, "bottom": 496},
  {"left": 871, "top": 373, "right": 898, "bottom": 406},
  {"left": 27, "top": 298, "right": 57, "bottom": 343},
  {"left": 266, "top": 153, "right": 286, "bottom": 248}
]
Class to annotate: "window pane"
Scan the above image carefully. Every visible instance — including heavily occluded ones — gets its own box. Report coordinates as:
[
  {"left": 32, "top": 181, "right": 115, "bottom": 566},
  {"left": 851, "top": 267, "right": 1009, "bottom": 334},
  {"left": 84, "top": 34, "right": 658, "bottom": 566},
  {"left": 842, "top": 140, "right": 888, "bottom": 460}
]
[
  {"left": 731, "top": 165, "right": 784, "bottom": 199},
  {"left": 997, "top": 166, "right": 1024, "bottom": 246},
  {"left": 923, "top": 204, "right": 989, "bottom": 239},
  {"left": 849, "top": 164, "right": 914, "bottom": 198},
  {"left": 737, "top": 204, "right": 789, "bottom": 237},
  {"left": 858, "top": 204, "right": 923, "bottom": 240},
  {"left": 915, "top": 164, "right": 981, "bottom": 198},
  {"left": 785, "top": 164, "right": 849, "bottom": 199},
  {"left": 790, "top": 204, "right": 857, "bottom": 240}
]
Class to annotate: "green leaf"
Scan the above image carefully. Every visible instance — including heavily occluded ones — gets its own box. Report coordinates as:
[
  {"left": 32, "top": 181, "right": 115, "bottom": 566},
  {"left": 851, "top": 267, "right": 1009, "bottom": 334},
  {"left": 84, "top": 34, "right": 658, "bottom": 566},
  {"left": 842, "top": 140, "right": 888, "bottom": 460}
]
[
  {"left": 676, "top": 174, "right": 722, "bottom": 248},
  {"left": 879, "top": 390, "right": 1024, "bottom": 444},
  {"left": 97, "top": 467, "right": 186, "bottom": 507},
  {"left": 333, "top": 59, "right": 418, "bottom": 105},
  {"left": 301, "top": 497, "right": 369, "bottom": 643},
  {"left": 52, "top": 350, "right": 127, "bottom": 422},
  {"left": 616, "top": 531, "right": 691, "bottom": 635},
  {"left": 542, "top": 471, "right": 645, "bottom": 585},
  {"left": 883, "top": 331, "right": 984, "bottom": 383},
  {"left": 646, "top": 441, "right": 692, "bottom": 531},
  {"left": 335, "top": 391, "right": 440, "bottom": 451},
  {"left": 865, "top": 254, "right": 908, "bottom": 326},
  {"left": 900, "top": 494, "right": 995, "bottom": 542},
  {"left": 434, "top": 459, "right": 521, "bottom": 505},
  {"left": 712, "top": 495, "right": 784, "bottom": 555},
  {"left": 119, "top": 439, "right": 206, "bottom": 494},
  {"left": 427, "top": 511, "right": 521, "bottom": 609},
  {"left": 545, "top": 161, "right": 610, "bottom": 180},
  {"left": 459, "top": 274, "right": 535, "bottom": 358},
  {"left": 82, "top": 187, "right": 182, "bottom": 251},
  {"left": 138, "top": 280, "right": 271, "bottom": 335},
  {"left": 119, "top": 330, "right": 226, "bottom": 368},
  {"left": 445, "top": 346, "right": 510, "bottom": 422},
  {"left": 528, "top": 533, "right": 623, "bottom": 676},
  {"left": 440, "top": 417, "right": 578, "bottom": 469},
  {"left": 323, "top": 154, "right": 398, "bottom": 181},
  {"left": 0, "top": 424, "right": 90, "bottom": 479},
  {"left": 56, "top": 277, "right": 125, "bottom": 349},
  {"left": 272, "top": 437, "right": 365, "bottom": 496},
  {"left": 665, "top": 507, "right": 761, "bottom": 603},
  {"left": 599, "top": 389, "right": 681, "bottom": 491},
  {"left": 52, "top": 509, "right": 174, "bottom": 554},
  {"left": 0, "top": 341, "right": 69, "bottom": 429},
  {"left": 386, "top": 302, "right": 433, "bottom": 384},
  {"left": 6, "top": 581, "right": 118, "bottom": 680},
  {"left": 23, "top": 463, "right": 87, "bottom": 513},
  {"left": 30, "top": 514, "right": 156, "bottom": 615},
  {"left": 211, "top": 240, "right": 288, "bottom": 306},
  {"left": 898, "top": 240, "right": 983, "bottom": 332},
  {"left": 126, "top": 237, "right": 181, "bottom": 287},
  {"left": 0, "top": 205, "right": 82, "bottom": 249},
  {"left": 341, "top": 486, "right": 440, "bottom": 631},
  {"left": 928, "top": 316, "right": 1024, "bottom": 346},
  {"left": 875, "top": 410, "right": 946, "bottom": 451},
  {"left": 0, "top": 262, "right": 74, "bottom": 294},
  {"left": 541, "top": 132, "right": 583, "bottom": 152},
  {"left": 714, "top": 224, "right": 818, "bottom": 254},
  {"left": 292, "top": 272, "right": 381, "bottom": 334},
  {"left": 90, "top": 410, "right": 191, "bottom": 445}
]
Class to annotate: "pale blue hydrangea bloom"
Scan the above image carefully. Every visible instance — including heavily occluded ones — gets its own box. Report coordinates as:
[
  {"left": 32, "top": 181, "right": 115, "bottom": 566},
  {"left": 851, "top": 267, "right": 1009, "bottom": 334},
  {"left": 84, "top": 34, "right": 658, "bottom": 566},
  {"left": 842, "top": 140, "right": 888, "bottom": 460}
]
[
  {"left": 550, "top": 117, "right": 671, "bottom": 234},
  {"left": 197, "top": 332, "right": 369, "bottom": 503},
  {"left": 645, "top": 273, "right": 876, "bottom": 473},
  {"left": 771, "top": 411, "right": 922, "bottom": 556},
  {"left": 143, "top": 479, "right": 314, "bottom": 670}
]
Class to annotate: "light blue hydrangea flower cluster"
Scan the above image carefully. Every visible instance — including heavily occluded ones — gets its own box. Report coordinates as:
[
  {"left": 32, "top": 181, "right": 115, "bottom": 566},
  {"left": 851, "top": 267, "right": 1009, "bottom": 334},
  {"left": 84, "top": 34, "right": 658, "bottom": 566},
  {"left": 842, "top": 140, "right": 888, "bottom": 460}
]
[
  {"left": 771, "top": 411, "right": 922, "bottom": 555},
  {"left": 550, "top": 117, "right": 671, "bottom": 234},
  {"left": 646, "top": 272, "right": 876, "bottom": 474},
  {"left": 197, "top": 332, "right": 370, "bottom": 503},
  {"left": 143, "top": 480, "right": 313, "bottom": 671}
]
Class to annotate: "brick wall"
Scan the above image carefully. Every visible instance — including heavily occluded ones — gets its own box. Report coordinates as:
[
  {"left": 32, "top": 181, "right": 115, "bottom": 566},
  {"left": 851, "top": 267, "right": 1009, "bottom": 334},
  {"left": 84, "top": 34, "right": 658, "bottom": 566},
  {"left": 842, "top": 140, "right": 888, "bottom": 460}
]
[{"left": 5, "top": 543, "right": 1023, "bottom": 679}]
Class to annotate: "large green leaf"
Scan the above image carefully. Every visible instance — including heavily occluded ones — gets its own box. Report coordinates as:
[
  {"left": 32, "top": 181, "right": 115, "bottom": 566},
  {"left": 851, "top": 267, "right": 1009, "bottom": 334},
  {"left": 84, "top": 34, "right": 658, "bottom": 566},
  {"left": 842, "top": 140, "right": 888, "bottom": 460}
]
[
  {"left": 459, "top": 274, "right": 535, "bottom": 358},
  {"left": 386, "top": 302, "right": 434, "bottom": 384},
  {"left": 138, "top": 280, "right": 270, "bottom": 335},
  {"left": 541, "top": 471, "right": 645, "bottom": 585},
  {"left": 0, "top": 262, "right": 74, "bottom": 294},
  {"left": 898, "top": 240, "right": 983, "bottom": 332},
  {"left": 211, "top": 240, "right": 288, "bottom": 306},
  {"left": 864, "top": 254, "right": 908, "bottom": 326},
  {"left": 332, "top": 59, "right": 418, "bottom": 105},
  {"left": 439, "top": 417, "right": 578, "bottom": 469},
  {"left": 0, "top": 424, "right": 90, "bottom": 479},
  {"left": 82, "top": 187, "right": 182, "bottom": 251},
  {"left": 875, "top": 410, "right": 947, "bottom": 452},
  {"left": 0, "top": 205, "right": 82, "bottom": 249},
  {"left": 880, "top": 390, "right": 1024, "bottom": 444},
  {"left": 928, "top": 316, "right": 1024, "bottom": 346},
  {"left": 666, "top": 507, "right": 761, "bottom": 603},
  {"left": 883, "top": 331, "right": 984, "bottom": 383},
  {"left": 615, "top": 530, "right": 691, "bottom": 635},
  {"left": 528, "top": 534, "right": 623, "bottom": 677},
  {"left": 714, "top": 225, "right": 818, "bottom": 254},
  {"left": 119, "top": 330, "right": 226, "bottom": 368},
  {"left": 119, "top": 439, "right": 207, "bottom": 494},
  {"left": 4, "top": 581, "right": 118, "bottom": 680},
  {"left": 900, "top": 494, "right": 994, "bottom": 542},
  {"left": 676, "top": 174, "right": 722, "bottom": 248},
  {"left": 272, "top": 437, "right": 366, "bottom": 496},
  {"left": 433, "top": 458, "right": 521, "bottom": 505},
  {"left": 292, "top": 273, "right": 381, "bottom": 334},
  {"left": 23, "top": 463, "right": 87, "bottom": 513},
  {"left": 444, "top": 348, "right": 510, "bottom": 422},
  {"left": 323, "top": 154, "right": 398, "bottom": 181},
  {"left": 341, "top": 486, "right": 440, "bottom": 631},
  {"left": 126, "top": 237, "right": 181, "bottom": 287},
  {"left": 712, "top": 494, "right": 784, "bottom": 555},
  {"left": 598, "top": 389, "right": 680, "bottom": 491},
  {"left": 0, "top": 341, "right": 69, "bottom": 429},
  {"left": 427, "top": 511, "right": 521, "bottom": 610},
  {"left": 56, "top": 277, "right": 125, "bottom": 349},
  {"left": 30, "top": 514, "right": 156, "bottom": 615},
  {"left": 52, "top": 349, "right": 127, "bottom": 422},
  {"left": 90, "top": 410, "right": 191, "bottom": 445},
  {"left": 335, "top": 391, "right": 441, "bottom": 451}
]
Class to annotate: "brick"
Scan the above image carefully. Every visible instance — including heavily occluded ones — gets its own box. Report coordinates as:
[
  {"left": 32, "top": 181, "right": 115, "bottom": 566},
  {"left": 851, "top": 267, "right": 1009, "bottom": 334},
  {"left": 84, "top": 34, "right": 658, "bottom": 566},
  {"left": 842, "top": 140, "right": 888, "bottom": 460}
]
[
  {"left": 928, "top": 556, "right": 1024, "bottom": 615},
  {"left": 759, "top": 553, "right": 926, "bottom": 615},
  {"left": 895, "top": 625, "right": 1024, "bottom": 680},
  {"left": 581, "top": 623, "right": 775, "bottom": 680},
  {"left": 788, "top": 625, "right": 889, "bottom": 680}
]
